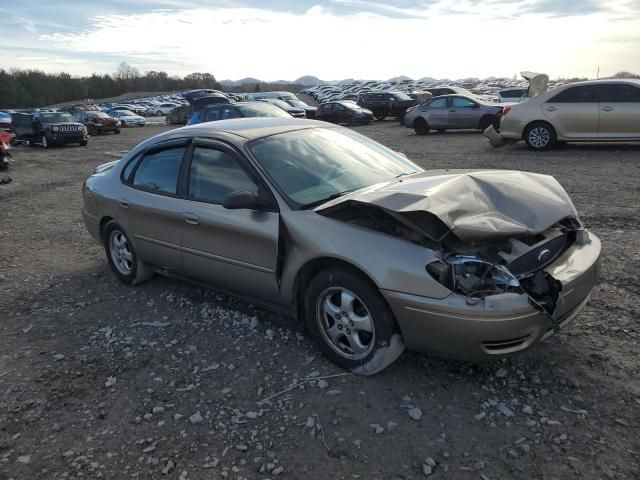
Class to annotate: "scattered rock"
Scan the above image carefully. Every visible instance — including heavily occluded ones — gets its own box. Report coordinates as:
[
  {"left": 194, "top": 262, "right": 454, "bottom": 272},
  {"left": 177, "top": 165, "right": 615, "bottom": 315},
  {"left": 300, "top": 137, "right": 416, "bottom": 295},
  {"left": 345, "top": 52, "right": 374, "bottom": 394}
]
[
  {"left": 189, "top": 412, "right": 204, "bottom": 425},
  {"left": 17, "top": 455, "right": 31, "bottom": 464},
  {"left": 245, "top": 411, "right": 258, "bottom": 419},
  {"left": 496, "top": 403, "right": 514, "bottom": 417},
  {"left": 422, "top": 464, "right": 433, "bottom": 476},
  {"left": 317, "top": 379, "right": 329, "bottom": 389},
  {"left": 495, "top": 368, "right": 508, "bottom": 378},
  {"left": 104, "top": 376, "right": 117, "bottom": 388},
  {"left": 474, "top": 411, "right": 486, "bottom": 421},
  {"left": 522, "top": 405, "right": 534, "bottom": 415},
  {"left": 408, "top": 407, "right": 423, "bottom": 421}
]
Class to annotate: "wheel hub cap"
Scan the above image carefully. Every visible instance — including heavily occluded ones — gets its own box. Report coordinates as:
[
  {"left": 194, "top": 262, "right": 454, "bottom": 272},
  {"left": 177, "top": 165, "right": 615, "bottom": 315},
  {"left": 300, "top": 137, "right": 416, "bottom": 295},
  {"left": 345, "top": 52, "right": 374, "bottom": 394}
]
[
  {"left": 316, "top": 287, "right": 375, "bottom": 360},
  {"left": 109, "top": 230, "right": 133, "bottom": 276},
  {"left": 529, "top": 127, "right": 550, "bottom": 148}
]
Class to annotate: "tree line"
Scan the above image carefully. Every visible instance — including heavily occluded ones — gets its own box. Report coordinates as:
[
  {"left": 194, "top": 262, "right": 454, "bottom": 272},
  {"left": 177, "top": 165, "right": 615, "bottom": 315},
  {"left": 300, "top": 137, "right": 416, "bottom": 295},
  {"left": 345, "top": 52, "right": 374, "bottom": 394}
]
[{"left": 0, "top": 63, "right": 222, "bottom": 108}]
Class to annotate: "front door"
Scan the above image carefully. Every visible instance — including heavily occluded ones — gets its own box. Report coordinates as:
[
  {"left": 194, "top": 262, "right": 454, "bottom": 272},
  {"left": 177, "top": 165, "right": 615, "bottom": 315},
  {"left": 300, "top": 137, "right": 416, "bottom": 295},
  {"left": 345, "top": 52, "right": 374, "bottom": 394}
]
[
  {"left": 423, "top": 97, "right": 450, "bottom": 128},
  {"left": 597, "top": 83, "right": 640, "bottom": 139},
  {"left": 180, "top": 141, "right": 280, "bottom": 301},
  {"left": 543, "top": 85, "right": 600, "bottom": 139}
]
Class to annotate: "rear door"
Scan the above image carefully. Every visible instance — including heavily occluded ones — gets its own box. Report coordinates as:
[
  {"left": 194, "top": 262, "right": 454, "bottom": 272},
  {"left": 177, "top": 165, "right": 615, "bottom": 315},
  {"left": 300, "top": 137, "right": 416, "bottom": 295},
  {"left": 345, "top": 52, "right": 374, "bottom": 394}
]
[
  {"left": 543, "top": 85, "right": 600, "bottom": 139},
  {"left": 180, "top": 140, "right": 280, "bottom": 300},
  {"left": 448, "top": 96, "right": 480, "bottom": 128},
  {"left": 597, "top": 83, "right": 640, "bottom": 139},
  {"left": 119, "top": 140, "right": 190, "bottom": 273},
  {"left": 422, "top": 97, "right": 450, "bottom": 128}
]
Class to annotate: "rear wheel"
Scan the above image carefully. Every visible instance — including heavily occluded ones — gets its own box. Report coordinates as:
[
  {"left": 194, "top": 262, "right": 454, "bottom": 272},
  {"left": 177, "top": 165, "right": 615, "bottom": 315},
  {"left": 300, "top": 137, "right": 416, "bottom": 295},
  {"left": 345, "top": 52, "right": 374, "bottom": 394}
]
[
  {"left": 524, "top": 122, "right": 557, "bottom": 151},
  {"left": 114, "top": 129, "right": 120, "bottom": 134},
  {"left": 155, "top": 110, "right": 162, "bottom": 116},
  {"left": 304, "top": 267, "right": 405, "bottom": 375},
  {"left": 375, "top": 112, "right": 387, "bottom": 121},
  {"left": 479, "top": 115, "right": 496, "bottom": 131},
  {"left": 414, "top": 118, "right": 429, "bottom": 135},
  {"left": 79, "top": 140, "right": 88, "bottom": 146},
  {"left": 103, "top": 222, "right": 153, "bottom": 285}
]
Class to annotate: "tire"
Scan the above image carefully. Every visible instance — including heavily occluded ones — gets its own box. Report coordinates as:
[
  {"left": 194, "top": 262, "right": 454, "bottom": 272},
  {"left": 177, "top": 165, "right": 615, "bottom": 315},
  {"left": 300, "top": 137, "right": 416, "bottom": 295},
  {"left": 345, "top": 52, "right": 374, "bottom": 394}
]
[
  {"left": 437, "top": 129, "right": 447, "bottom": 133},
  {"left": 304, "top": 267, "right": 405, "bottom": 375},
  {"left": 156, "top": 110, "right": 162, "bottom": 116},
  {"left": 42, "top": 135, "right": 49, "bottom": 149},
  {"left": 103, "top": 222, "right": 153, "bottom": 285},
  {"left": 524, "top": 122, "right": 557, "bottom": 151},
  {"left": 375, "top": 112, "right": 387, "bottom": 121},
  {"left": 414, "top": 118, "right": 429, "bottom": 136},
  {"left": 80, "top": 140, "right": 88, "bottom": 146},
  {"left": 114, "top": 129, "right": 120, "bottom": 134}
]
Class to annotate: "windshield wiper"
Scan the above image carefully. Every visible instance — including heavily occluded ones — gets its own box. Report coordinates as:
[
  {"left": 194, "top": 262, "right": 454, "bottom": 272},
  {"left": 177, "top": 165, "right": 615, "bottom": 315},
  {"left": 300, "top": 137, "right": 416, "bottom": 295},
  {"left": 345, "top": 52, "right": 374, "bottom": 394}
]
[
  {"left": 395, "top": 171, "right": 418, "bottom": 178},
  {"left": 301, "top": 189, "right": 358, "bottom": 210}
]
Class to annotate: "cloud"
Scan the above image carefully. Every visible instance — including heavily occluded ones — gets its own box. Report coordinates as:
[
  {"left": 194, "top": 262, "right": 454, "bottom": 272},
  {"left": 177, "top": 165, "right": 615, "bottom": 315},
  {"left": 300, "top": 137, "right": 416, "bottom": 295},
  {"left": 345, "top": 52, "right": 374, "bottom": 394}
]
[{"left": 1, "top": 1, "right": 638, "bottom": 80}]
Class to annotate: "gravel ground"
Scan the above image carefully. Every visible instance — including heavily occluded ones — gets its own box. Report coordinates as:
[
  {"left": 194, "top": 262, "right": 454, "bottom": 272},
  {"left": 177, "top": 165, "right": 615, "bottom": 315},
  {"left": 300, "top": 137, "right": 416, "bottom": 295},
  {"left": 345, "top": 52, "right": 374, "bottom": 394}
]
[{"left": 1, "top": 118, "right": 639, "bottom": 480}]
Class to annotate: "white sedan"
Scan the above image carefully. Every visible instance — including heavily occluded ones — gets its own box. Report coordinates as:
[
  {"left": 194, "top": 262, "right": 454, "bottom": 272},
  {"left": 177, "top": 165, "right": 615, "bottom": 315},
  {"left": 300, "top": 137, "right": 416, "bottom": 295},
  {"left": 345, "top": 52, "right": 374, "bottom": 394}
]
[
  {"left": 110, "top": 110, "right": 146, "bottom": 127},
  {"left": 147, "top": 103, "right": 179, "bottom": 116}
]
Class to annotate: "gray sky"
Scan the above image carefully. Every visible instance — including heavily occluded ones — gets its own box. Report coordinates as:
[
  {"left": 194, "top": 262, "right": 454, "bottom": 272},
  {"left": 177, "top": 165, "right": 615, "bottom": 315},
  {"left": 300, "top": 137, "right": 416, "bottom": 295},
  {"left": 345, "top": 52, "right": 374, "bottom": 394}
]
[{"left": 2, "top": 0, "right": 639, "bottom": 80}]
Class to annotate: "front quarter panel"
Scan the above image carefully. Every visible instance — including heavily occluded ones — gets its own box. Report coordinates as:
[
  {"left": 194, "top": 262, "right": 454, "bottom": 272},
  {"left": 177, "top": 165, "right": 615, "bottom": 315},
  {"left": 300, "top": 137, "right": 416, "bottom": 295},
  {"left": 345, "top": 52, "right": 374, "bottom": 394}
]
[{"left": 278, "top": 211, "right": 452, "bottom": 304}]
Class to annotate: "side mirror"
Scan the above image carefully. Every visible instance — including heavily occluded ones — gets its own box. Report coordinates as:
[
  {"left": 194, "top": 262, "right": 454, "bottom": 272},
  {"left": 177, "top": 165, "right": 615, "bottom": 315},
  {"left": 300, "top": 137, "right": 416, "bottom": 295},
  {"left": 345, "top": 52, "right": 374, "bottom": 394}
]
[{"left": 222, "top": 190, "right": 260, "bottom": 210}]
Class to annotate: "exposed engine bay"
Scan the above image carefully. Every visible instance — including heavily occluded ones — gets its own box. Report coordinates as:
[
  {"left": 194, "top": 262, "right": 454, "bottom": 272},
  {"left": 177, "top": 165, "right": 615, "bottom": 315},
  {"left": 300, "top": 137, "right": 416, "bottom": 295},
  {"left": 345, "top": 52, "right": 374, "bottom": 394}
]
[{"left": 319, "top": 201, "right": 583, "bottom": 316}]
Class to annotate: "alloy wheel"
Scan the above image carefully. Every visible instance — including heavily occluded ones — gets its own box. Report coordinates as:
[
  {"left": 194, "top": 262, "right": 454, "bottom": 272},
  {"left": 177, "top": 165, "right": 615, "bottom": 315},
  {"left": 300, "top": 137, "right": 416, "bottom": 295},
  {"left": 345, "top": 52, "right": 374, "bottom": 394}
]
[
  {"left": 109, "top": 230, "right": 133, "bottom": 276},
  {"left": 316, "top": 287, "right": 375, "bottom": 360},
  {"left": 528, "top": 127, "right": 550, "bottom": 148}
]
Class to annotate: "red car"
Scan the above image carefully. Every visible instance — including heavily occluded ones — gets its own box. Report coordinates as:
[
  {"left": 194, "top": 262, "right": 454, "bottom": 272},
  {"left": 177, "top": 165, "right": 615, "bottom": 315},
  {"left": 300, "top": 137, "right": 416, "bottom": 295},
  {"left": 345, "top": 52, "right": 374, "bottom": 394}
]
[{"left": 76, "top": 111, "right": 120, "bottom": 135}]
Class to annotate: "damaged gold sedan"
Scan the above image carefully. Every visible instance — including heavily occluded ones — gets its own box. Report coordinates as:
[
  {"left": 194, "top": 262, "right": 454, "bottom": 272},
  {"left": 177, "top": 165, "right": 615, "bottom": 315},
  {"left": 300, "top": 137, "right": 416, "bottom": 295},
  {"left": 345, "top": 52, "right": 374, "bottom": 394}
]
[{"left": 82, "top": 118, "right": 601, "bottom": 374}]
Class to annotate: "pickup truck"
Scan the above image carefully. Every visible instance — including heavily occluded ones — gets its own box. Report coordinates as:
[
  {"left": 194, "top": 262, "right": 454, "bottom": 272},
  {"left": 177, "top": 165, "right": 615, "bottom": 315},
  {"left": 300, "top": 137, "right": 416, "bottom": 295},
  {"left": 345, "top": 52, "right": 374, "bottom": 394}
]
[
  {"left": 356, "top": 91, "right": 416, "bottom": 121},
  {"left": 12, "top": 112, "right": 88, "bottom": 148}
]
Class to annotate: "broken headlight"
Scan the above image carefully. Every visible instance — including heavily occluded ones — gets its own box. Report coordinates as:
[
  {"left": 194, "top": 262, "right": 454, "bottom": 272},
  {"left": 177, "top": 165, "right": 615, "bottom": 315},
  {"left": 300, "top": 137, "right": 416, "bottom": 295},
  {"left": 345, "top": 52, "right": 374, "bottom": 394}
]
[{"left": 427, "top": 255, "right": 519, "bottom": 298}]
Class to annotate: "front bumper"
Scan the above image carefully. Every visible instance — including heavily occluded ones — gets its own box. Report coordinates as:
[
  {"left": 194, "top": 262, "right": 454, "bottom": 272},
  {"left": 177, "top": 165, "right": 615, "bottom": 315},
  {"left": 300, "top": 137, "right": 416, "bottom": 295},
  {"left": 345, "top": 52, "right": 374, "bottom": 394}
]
[
  {"left": 49, "top": 132, "right": 87, "bottom": 144},
  {"left": 483, "top": 125, "right": 507, "bottom": 146},
  {"left": 382, "top": 231, "right": 601, "bottom": 360}
]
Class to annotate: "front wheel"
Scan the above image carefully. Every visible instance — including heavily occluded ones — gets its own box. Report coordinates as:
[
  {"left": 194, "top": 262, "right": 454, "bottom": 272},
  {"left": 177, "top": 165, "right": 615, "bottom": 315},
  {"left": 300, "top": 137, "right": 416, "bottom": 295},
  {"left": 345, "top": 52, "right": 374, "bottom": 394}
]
[
  {"left": 103, "top": 222, "right": 153, "bottom": 285},
  {"left": 524, "top": 122, "right": 557, "bottom": 151},
  {"left": 304, "top": 268, "right": 405, "bottom": 375},
  {"left": 79, "top": 140, "right": 88, "bottom": 146},
  {"left": 414, "top": 118, "right": 429, "bottom": 135},
  {"left": 114, "top": 129, "right": 121, "bottom": 134},
  {"left": 374, "top": 112, "right": 387, "bottom": 121},
  {"left": 156, "top": 110, "right": 162, "bottom": 116}
]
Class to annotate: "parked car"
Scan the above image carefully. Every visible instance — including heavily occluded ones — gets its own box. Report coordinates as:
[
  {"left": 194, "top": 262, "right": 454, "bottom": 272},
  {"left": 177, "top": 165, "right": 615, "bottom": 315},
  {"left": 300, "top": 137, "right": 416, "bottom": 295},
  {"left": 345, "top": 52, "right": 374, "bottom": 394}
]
[
  {"left": 256, "top": 98, "right": 306, "bottom": 118},
  {"left": 404, "top": 95, "right": 504, "bottom": 135},
  {"left": 315, "top": 101, "right": 374, "bottom": 125},
  {"left": 0, "top": 111, "right": 11, "bottom": 131},
  {"left": 148, "top": 103, "right": 180, "bottom": 116},
  {"left": 82, "top": 117, "right": 601, "bottom": 374},
  {"left": 111, "top": 104, "right": 148, "bottom": 116},
  {"left": 485, "top": 79, "right": 640, "bottom": 150},
  {"left": 187, "top": 101, "right": 292, "bottom": 125},
  {"left": 356, "top": 91, "right": 416, "bottom": 121},
  {"left": 76, "top": 111, "right": 120, "bottom": 135},
  {"left": 111, "top": 110, "right": 146, "bottom": 127},
  {"left": 12, "top": 111, "right": 88, "bottom": 148},
  {"left": 166, "top": 104, "right": 193, "bottom": 125},
  {"left": 496, "top": 88, "right": 528, "bottom": 103},
  {"left": 285, "top": 98, "right": 317, "bottom": 118}
]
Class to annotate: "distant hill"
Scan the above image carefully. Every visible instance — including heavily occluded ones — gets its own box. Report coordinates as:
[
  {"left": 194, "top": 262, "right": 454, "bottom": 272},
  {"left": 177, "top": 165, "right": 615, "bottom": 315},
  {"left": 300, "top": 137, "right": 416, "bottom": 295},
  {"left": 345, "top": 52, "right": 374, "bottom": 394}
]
[
  {"left": 294, "top": 75, "right": 323, "bottom": 86},
  {"left": 219, "top": 77, "right": 262, "bottom": 87}
]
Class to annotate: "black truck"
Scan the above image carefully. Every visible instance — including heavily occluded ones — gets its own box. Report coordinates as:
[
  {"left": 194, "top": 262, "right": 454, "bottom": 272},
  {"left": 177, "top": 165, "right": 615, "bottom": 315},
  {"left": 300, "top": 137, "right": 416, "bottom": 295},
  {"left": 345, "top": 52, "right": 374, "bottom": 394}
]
[
  {"left": 356, "top": 91, "right": 416, "bottom": 121},
  {"left": 12, "top": 112, "right": 88, "bottom": 148}
]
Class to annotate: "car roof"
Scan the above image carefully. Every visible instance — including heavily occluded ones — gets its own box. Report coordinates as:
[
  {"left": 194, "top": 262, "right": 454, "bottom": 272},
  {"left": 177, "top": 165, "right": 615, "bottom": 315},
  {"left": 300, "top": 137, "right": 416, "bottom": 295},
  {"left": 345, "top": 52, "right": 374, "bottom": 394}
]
[
  {"left": 558, "top": 79, "right": 640, "bottom": 87},
  {"left": 167, "top": 118, "right": 326, "bottom": 141}
]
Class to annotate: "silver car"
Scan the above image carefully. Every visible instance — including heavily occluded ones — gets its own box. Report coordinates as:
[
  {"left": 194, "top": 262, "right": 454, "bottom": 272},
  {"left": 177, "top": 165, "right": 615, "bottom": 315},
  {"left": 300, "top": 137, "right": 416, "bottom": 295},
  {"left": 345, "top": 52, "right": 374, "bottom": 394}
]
[
  {"left": 404, "top": 95, "right": 504, "bottom": 135},
  {"left": 82, "top": 118, "right": 601, "bottom": 374},
  {"left": 485, "top": 79, "right": 640, "bottom": 150}
]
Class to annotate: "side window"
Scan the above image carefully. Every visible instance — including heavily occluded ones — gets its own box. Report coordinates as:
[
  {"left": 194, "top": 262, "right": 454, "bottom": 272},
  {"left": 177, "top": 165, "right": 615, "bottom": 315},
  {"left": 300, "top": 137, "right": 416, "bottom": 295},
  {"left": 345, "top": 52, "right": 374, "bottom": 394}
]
[
  {"left": 600, "top": 84, "right": 640, "bottom": 103},
  {"left": 221, "top": 107, "right": 240, "bottom": 120},
  {"left": 429, "top": 98, "right": 448, "bottom": 109},
  {"left": 324, "top": 104, "right": 334, "bottom": 111},
  {"left": 549, "top": 85, "right": 599, "bottom": 103},
  {"left": 188, "top": 148, "right": 258, "bottom": 204},
  {"left": 203, "top": 108, "right": 220, "bottom": 122},
  {"left": 451, "top": 97, "right": 476, "bottom": 108},
  {"left": 132, "top": 147, "right": 185, "bottom": 194},
  {"left": 335, "top": 104, "right": 346, "bottom": 111}
]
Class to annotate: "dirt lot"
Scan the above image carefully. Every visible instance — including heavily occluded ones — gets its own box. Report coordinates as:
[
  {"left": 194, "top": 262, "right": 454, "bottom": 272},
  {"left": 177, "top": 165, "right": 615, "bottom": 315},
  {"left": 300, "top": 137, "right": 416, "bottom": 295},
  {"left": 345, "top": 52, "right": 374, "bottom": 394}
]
[{"left": 1, "top": 120, "right": 638, "bottom": 480}]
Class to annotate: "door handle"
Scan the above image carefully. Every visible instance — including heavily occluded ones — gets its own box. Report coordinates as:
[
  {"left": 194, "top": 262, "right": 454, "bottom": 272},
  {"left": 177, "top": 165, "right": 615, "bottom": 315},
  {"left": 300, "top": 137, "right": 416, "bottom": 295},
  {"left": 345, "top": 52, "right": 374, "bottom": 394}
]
[
  {"left": 601, "top": 106, "right": 614, "bottom": 112},
  {"left": 182, "top": 213, "right": 200, "bottom": 226},
  {"left": 119, "top": 199, "right": 129, "bottom": 209},
  {"left": 545, "top": 106, "right": 557, "bottom": 112}
]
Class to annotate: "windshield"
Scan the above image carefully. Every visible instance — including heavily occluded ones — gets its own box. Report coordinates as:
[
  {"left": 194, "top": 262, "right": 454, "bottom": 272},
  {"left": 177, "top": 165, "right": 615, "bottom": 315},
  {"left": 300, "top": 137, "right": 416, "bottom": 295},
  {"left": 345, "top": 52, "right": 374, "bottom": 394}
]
[
  {"left": 288, "top": 99, "right": 308, "bottom": 108},
  {"left": 42, "top": 113, "right": 76, "bottom": 123},
  {"left": 248, "top": 128, "right": 420, "bottom": 209},
  {"left": 92, "top": 112, "right": 110, "bottom": 118},
  {"left": 393, "top": 92, "right": 412, "bottom": 101},
  {"left": 237, "top": 103, "right": 291, "bottom": 118}
]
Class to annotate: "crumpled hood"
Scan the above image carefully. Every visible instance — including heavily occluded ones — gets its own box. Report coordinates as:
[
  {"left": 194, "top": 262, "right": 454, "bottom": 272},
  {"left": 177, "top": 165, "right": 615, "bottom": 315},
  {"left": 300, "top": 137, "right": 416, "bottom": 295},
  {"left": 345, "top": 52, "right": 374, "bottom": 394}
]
[{"left": 321, "top": 170, "right": 579, "bottom": 242}]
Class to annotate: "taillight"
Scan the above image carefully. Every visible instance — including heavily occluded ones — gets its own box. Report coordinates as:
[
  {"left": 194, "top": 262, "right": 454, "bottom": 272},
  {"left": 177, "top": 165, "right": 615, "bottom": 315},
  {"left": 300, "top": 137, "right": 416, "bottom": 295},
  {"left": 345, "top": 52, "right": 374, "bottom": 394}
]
[{"left": 502, "top": 106, "right": 512, "bottom": 116}]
